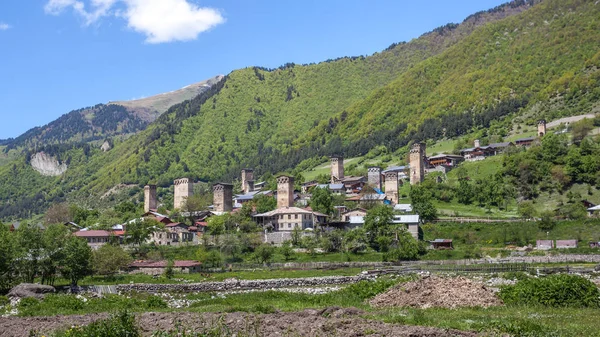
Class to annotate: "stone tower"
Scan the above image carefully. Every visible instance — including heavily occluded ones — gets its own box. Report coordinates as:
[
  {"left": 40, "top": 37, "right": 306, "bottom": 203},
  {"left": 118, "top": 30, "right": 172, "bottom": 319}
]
[
  {"left": 277, "top": 175, "right": 295, "bottom": 208},
  {"left": 538, "top": 120, "right": 547, "bottom": 137},
  {"left": 144, "top": 185, "right": 157, "bottom": 213},
  {"left": 213, "top": 183, "right": 233, "bottom": 212},
  {"left": 409, "top": 143, "right": 426, "bottom": 185},
  {"left": 330, "top": 156, "right": 344, "bottom": 184},
  {"left": 173, "top": 178, "right": 193, "bottom": 210},
  {"left": 367, "top": 166, "right": 382, "bottom": 190},
  {"left": 384, "top": 171, "right": 399, "bottom": 204},
  {"left": 241, "top": 169, "right": 254, "bottom": 194},
  {"left": 474, "top": 139, "right": 480, "bottom": 148}
]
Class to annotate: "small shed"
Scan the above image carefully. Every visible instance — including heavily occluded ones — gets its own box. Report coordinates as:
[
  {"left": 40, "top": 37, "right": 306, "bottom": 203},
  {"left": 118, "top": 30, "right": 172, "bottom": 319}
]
[
  {"left": 555, "top": 240, "right": 577, "bottom": 249},
  {"left": 536, "top": 240, "right": 554, "bottom": 250},
  {"left": 430, "top": 239, "right": 453, "bottom": 250}
]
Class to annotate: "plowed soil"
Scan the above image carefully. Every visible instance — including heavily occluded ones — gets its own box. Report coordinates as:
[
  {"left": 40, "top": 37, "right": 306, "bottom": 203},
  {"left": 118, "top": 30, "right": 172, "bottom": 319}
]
[
  {"left": 0, "top": 308, "right": 477, "bottom": 337},
  {"left": 370, "top": 276, "right": 502, "bottom": 309}
]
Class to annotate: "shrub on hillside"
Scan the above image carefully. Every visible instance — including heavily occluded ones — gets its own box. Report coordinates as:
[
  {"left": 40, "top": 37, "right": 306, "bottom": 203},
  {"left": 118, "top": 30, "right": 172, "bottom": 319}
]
[
  {"left": 47, "top": 311, "right": 140, "bottom": 337},
  {"left": 499, "top": 274, "right": 600, "bottom": 308}
]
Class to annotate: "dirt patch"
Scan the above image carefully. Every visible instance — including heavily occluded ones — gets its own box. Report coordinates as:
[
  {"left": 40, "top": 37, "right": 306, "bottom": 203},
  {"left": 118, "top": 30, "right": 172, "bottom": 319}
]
[
  {"left": 0, "top": 309, "right": 477, "bottom": 337},
  {"left": 370, "top": 276, "right": 502, "bottom": 309}
]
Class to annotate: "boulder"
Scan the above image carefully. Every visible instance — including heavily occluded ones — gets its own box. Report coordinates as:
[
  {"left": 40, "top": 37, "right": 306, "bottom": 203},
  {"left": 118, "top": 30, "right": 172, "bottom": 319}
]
[{"left": 8, "top": 283, "right": 55, "bottom": 300}]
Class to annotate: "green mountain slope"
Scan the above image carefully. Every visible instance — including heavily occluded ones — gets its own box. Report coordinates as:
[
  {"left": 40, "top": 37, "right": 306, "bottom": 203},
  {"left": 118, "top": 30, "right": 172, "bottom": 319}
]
[
  {"left": 0, "top": 0, "right": 573, "bottom": 219},
  {"left": 303, "top": 0, "right": 600, "bottom": 155}
]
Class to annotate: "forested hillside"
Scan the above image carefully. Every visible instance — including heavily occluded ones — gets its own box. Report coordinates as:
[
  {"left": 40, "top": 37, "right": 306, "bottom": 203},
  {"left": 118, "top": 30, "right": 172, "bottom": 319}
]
[
  {"left": 3, "top": 0, "right": 598, "bottom": 220},
  {"left": 0, "top": 104, "right": 149, "bottom": 149},
  {"left": 298, "top": 0, "right": 600, "bottom": 158}
]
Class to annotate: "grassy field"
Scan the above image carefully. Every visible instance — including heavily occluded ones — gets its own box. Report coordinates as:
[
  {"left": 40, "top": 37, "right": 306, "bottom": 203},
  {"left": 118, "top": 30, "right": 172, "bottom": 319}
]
[
  {"left": 49, "top": 268, "right": 367, "bottom": 286},
  {"left": 11, "top": 275, "right": 600, "bottom": 336}
]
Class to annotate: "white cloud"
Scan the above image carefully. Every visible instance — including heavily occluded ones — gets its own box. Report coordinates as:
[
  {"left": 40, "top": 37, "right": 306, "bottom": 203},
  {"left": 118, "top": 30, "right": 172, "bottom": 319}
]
[
  {"left": 0, "top": 23, "right": 11, "bottom": 30},
  {"left": 44, "top": 0, "right": 224, "bottom": 43}
]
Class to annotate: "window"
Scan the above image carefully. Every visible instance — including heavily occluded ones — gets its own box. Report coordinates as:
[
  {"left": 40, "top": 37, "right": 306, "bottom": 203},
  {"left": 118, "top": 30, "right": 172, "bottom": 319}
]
[
  {"left": 288, "top": 214, "right": 291, "bottom": 219},
  {"left": 288, "top": 223, "right": 291, "bottom": 228},
  {"left": 295, "top": 214, "right": 298, "bottom": 219}
]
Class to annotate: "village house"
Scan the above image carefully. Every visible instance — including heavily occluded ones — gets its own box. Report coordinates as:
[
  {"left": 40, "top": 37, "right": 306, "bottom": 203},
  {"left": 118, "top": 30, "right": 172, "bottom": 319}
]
[
  {"left": 253, "top": 207, "right": 328, "bottom": 231},
  {"left": 515, "top": 137, "right": 535, "bottom": 147},
  {"left": 129, "top": 260, "right": 202, "bottom": 275},
  {"left": 149, "top": 222, "right": 197, "bottom": 246},
  {"left": 427, "top": 154, "right": 465, "bottom": 168},
  {"left": 341, "top": 208, "right": 368, "bottom": 221},
  {"left": 74, "top": 230, "right": 112, "bottom": 249},
  {"left": 460, "top": 140, "right": 513, "bottom": 160},
  {"left": 316, "top": 183, "right": 346, "bottom": 194}
]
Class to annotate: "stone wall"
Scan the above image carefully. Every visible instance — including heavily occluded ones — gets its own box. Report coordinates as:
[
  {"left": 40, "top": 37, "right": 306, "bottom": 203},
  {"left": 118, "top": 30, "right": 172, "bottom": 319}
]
[{"left": 116, "top": 274, "right": 375, "bottom": 293}]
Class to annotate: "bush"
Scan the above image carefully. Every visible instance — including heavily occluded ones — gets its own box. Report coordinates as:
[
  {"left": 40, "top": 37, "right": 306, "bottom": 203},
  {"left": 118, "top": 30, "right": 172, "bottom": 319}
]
[
  {"left": 18, "top": 297, "right": 40, "bottom": 309},
  {"left": 50, "top": 311, "right": 140, "bottom": 337},
  {"left": 145, "top": 295, "right": 167, "bottom": 309},
  {"left": 340, "top": 278, "right": 399, "bottom": 301},
  {"left": 43, "top": 294, "right": 85, "bottom": 311},
  {"left": 0, "top": 295, "right": 9, "bottom": 307},
  {"left": 499, "top": 274, "right": 600, "bottom": 308}
]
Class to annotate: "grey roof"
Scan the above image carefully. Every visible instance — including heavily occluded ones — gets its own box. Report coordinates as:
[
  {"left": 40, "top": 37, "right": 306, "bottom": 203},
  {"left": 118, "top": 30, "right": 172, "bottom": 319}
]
[
  {"left": 392, "top": 215, "right": 420, "bottom": 224},
  {"left": 317, "top": 183, "right": 345, "bottom": 190},
  {"left": 394, "top": 204, "right": 413, "bottom": 212},
  {"left": 488, "top": 142, "right": 512, "bottom": 148},
  {"left": 516, "top": 137, "right": 535, "bottom": 142},
  {"left": 360, "top": 194, "right": 387, "bottom": 201},
  {"left": 428, "top": 153, "right": 464, "bottom": 160},
  {"left": 382, "top": 166, "right": 407, "bottom": 173}
]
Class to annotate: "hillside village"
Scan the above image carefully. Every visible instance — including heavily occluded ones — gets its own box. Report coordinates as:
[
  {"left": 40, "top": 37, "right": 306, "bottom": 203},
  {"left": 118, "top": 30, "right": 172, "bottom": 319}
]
[
  {"left": 3, "top": 0, "right": 600, "bottom": 335},
  {"left": 54, "top": 116, "right": 600, "bottom": 254}
]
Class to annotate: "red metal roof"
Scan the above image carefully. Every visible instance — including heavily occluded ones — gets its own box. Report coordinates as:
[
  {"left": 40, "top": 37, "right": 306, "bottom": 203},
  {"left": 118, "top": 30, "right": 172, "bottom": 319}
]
[
  {"left": 112, "top": 230, "right": 126, "bottom": 236},
  {"left": 165, "top": 222, "right": 187, "bottom": 228},
  {"left": 74, "top": 230, "right": 111, "bottom": 237}
]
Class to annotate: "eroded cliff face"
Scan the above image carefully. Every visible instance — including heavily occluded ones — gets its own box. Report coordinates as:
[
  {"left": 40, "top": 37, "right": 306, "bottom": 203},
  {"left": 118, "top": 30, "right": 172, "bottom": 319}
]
[{"left": 30, "top": 152, "right": 67, "bottom": 176}]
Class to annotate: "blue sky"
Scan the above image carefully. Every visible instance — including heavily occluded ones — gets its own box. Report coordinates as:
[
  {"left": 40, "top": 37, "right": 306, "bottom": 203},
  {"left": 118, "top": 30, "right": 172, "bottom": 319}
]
[{"left": 0, "top": 0, "right": 507, "bottom": 139}]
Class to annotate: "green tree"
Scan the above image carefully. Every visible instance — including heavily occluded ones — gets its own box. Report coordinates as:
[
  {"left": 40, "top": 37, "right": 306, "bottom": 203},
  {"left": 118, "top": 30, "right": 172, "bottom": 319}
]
[
  {"left": 16, "top": 223, "right": 44, "bottom": 283},
  {"left": 221, "top": 235, "right": 242, "bottom": 261},
  {"left": 253, "top": 194, "right": 277, "bottom": 214},
  {"left": 279, "top": 241, "right": 295, "bottom": 261},
  {"left": 126, "top": 218, "right": 162, "bottom": 247},
  {"left": 93, "top": 244, "right": 133, "bottom": 276},
  {"left": 0, "top": 225, "right": 16, "bottom": 290},
  {"left": 410, "top": 185, "right": 437, "bottom": 221},
  {"left": 196, "top": 247, "right": 223, "bottom": 269},
  {"left": 62, "top": 237, "right": 93, "bottom": 286},
  {"left": 364, "top": 204, "right": 394, "bottom": 249},
  {"left": 255, "top": 244, "right": 275, "bottom": 264},
  {"left": 385, "top": 230, "right": 423, "bottom": 261},
  {"left": 343, "top": 228, "right": 368, "bottom": 254},
  {"left": 40, "top": 224, "right": 70, "bottom": 285},
  {"left": 163, "top": 260, "right": 174, "bottom": 279},
  {"left": 310, "top": 187, "right": 334, "bottom": 215},
  {"left": 518, "top": 201, "right": 538, "bottom": 219}
]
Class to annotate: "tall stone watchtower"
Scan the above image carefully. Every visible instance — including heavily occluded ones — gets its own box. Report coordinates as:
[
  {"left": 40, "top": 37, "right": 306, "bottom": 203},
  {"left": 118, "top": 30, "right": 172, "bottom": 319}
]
[
  {"left": 538, "top": 120, "right": 547, "bottom": 137},
  {"left": 384, "top": 171, "right": 399, "bottom": 204},
  {"left": 277, "top": 175, "right": 295, "bottom": 208},
  {"left": 409, "top": 143, "right": 426, "bottom": 185},
  {"left": 368, "top": 166, "right": 382, "bottom": 190},
  {"left": 213, "top": 183, "right": 233, "bottom": 212},
  {"left": 173, "top": 178, "right": 193, "bottom": 210},
  {"left": 330, "top": 155, "right": 344, "bottom": 184},
  {"left": 144, "top": 185, "right": 157, "bottom": 213},
  {"left": 241, "top": 169, "right": 254, "bottom": 194}
]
